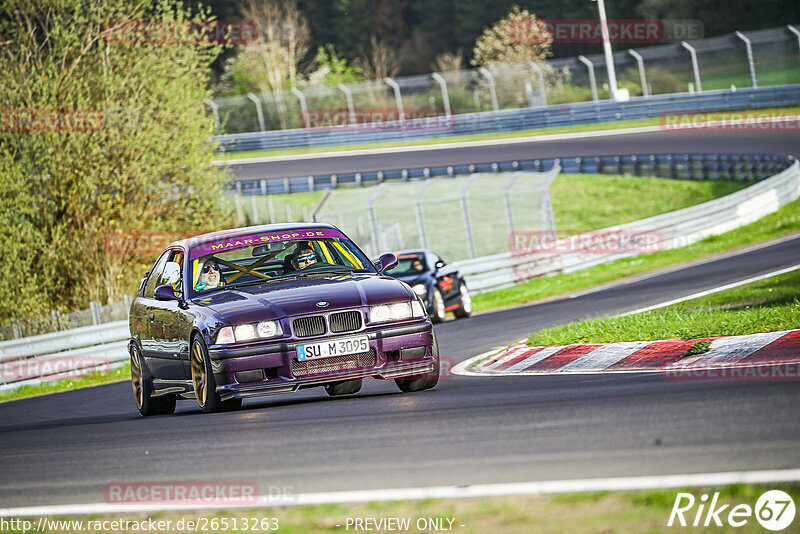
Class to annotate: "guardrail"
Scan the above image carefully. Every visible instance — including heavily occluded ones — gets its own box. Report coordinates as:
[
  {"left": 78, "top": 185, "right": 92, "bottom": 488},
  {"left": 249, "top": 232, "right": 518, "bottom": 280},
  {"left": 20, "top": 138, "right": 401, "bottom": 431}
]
[
  {"left": 232, "top": 152, "right": 790, "bottom": 196},
  {"left": 455, "top": 155, "right": 800, "bottom": 293},
  {"left": 1, "top": 152, "right": 796, "bottom": 392},
  {"left": 0, "top": 321, "right": 130, "bottom": 393},
  {"left": 215, "top": 84, "right": 800, "bottom": 154}
]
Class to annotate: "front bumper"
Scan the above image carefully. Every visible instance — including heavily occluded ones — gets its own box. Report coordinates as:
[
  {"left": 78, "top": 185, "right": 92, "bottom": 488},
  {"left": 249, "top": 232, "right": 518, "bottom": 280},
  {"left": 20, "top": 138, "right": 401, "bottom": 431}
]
[{"left": 209, "top": 322, "right": 435, "bottom": 401}]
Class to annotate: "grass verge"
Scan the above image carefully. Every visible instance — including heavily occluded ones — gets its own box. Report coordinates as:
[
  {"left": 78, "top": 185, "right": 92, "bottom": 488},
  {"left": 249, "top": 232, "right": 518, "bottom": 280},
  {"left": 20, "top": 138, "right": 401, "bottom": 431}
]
[
  {"left": 212, "top": 105, "right": 800, "bottom": 161},
  {"left": 473, "top": 196, "right": 800, "bottom": 313},
  {"left": 527, "top": 267, "right": 800, "bottom": 346},
  {"left": 10, "top": 483, "right": 797, "bottom": 533}
]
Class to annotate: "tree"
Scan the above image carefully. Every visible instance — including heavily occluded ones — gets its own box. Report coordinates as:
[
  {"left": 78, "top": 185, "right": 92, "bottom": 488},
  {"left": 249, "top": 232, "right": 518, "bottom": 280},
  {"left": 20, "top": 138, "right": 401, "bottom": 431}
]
[
  {"left": 233, "top": 0, "right": 311, "bottom": 127},
  {"left": 357, "top": 35, "right": 400, "bottom": 81},
  {"left": 0, "top": 0, "right": 233, "bottom": 321},
  {"left": 471, "top": 5, "right": 553, "bottom": 67}
]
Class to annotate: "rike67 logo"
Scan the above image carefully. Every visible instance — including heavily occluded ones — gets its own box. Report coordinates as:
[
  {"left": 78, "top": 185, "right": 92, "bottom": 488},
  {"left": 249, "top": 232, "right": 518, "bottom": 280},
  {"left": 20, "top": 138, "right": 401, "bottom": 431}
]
[{"left": 668, "top": 490, "right": 795, "bottom": 530}]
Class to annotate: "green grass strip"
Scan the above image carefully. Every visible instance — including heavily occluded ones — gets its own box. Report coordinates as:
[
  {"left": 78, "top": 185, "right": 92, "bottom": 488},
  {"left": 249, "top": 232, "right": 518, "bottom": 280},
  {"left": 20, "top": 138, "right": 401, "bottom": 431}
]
[{"left": 527, "top": 268, "right": 800, "bottom": 346}]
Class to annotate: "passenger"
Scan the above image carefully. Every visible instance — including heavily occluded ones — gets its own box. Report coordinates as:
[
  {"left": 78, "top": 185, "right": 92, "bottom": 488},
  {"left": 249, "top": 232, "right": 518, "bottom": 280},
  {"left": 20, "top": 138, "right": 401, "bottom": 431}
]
[
  {"left": 292, "top": 247, "right": 318, "bottom": 270},
  {"left": 411, "top": 258, "right": 425, "bottom": 272},
  {"left": 195, "top": 258, "right": 222, "bottom": 290}
]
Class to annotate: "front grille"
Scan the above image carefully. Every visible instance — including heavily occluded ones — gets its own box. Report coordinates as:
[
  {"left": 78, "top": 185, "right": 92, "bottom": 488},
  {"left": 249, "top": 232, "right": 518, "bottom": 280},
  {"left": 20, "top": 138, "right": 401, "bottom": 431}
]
[
  {"left": 291, "top": 350, "right": 376, "bottom": 377},
  {"left": 329, "top": 311, "right": 362, "bottom": 333},
  {"left": 292, "top": 315, "right": 326, "bottom": 338}
]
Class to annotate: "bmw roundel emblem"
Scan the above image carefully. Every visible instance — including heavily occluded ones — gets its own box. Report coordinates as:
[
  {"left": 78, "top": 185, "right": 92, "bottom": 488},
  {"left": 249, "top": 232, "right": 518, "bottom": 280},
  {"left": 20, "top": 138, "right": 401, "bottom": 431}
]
[{"left": 316, "top": 301, "right": 329, "bottom": 308}]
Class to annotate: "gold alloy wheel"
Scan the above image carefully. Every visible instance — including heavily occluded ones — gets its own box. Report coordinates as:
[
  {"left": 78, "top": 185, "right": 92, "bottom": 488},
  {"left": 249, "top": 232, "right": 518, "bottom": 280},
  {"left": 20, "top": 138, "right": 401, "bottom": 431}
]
[
  {"left": 191, "top": 340, "right": 208, "bottom": 405},
  {"left": 130, "top": 349, "right": 143, "bottom": 408}
]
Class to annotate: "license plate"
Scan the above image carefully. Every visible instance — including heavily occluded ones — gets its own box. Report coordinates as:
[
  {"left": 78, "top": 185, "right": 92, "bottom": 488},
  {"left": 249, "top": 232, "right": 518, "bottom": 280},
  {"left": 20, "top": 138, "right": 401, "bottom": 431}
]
[{"left": 297, "top": 336, "right": 369, "bottom": 361}]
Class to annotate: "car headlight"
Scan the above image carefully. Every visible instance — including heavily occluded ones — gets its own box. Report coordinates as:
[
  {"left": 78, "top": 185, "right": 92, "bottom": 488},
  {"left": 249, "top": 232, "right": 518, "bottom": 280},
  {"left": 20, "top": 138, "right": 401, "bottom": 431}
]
[
  {"left": 234, "top": 324, "right": 257, "bottom": 342},
  {"left": 217, "top": 321, "right": 283, "bottom": 344},
  {"left": 412, "top": 283, "right": 427, "bottom": 296},
  {"left": 370, "top": 301, "right": 425, "bottom": 323}
]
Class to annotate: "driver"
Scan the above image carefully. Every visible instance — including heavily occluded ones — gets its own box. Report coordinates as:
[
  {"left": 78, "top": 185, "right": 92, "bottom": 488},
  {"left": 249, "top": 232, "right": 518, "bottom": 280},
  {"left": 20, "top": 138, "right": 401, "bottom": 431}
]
[
  {"left": 291, "top": 247, "right": 318, "bottom": 270},
  {"left": 195, "top": 258, "right": 222, "bottom": 290}
]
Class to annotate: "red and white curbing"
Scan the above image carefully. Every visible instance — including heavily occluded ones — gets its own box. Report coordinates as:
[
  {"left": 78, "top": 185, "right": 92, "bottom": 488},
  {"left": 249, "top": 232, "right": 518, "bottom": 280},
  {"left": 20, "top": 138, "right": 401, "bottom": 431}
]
[{"left": 463, "top": 329, "right": 800, "bottom": 376}]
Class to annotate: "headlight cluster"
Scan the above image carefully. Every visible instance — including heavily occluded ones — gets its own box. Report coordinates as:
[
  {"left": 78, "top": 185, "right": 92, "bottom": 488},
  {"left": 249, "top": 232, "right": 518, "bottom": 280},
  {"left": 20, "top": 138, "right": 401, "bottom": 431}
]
[
  {"left": 412, "top": 283, "right": 427, "bottom": 296},
  {"left": 216, "top": 321, "right": 282, "bottom": 344},
  {"left": 369, "top": 300, "right": 425, "bottom": 323}
]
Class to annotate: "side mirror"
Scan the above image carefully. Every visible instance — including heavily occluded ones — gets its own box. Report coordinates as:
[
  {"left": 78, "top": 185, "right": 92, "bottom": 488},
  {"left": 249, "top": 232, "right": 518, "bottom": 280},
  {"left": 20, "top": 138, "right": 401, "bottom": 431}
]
[
  {"left": 154, "top": 284, "right": 182, "bottom": 302},
  {"left": 434, "top": 260, "right": 446, "bottom": 270},
  {"left": 376, "top": 252, "right": 398, "bottom": 274}
]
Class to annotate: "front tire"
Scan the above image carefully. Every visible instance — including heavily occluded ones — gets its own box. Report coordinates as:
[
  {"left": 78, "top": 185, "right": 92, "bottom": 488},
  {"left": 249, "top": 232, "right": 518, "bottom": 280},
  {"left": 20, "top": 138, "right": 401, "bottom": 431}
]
[
  {"left": 395, "top": 331, "right": 440, "bottom": 393},
  {"left": 130, "top": 344, "right": 176, "bottom": 416},
  {"left": 430, "top": 288, "right": 446, "bottom": 324},
  {"left": 325, "top": 379, "right": 363, "bottom": 396},
  {"left": 453, "top": 283, "right": 472, "bottom": 319},
  {"left": 191, "top": 335, "right": 226, "bottom": 414}
]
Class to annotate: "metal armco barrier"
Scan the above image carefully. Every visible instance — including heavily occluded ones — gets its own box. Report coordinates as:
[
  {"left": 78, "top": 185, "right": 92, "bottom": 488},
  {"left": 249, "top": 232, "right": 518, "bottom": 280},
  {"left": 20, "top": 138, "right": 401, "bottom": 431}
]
[
  {"left": 215, "top": 84, "right": 800, "bottom": 154},
  {"left": 455, "top": 156, "right": 800, "bottom": 293},
  {"left": 231, "top": 153, "right": 790, "bottom": 196},
  {"left": 0, "top": 321, "right": 130, "bottom": 393}
]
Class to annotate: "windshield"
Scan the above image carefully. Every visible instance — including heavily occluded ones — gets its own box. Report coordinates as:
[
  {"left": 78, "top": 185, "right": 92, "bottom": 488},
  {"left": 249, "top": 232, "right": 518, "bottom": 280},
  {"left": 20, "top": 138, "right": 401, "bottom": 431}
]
[
  {"left": 386, "top": 253, "right": 428, "bottom": 276},
  {"left": 188, "top": 229, "right": 375, "bottom": 295}
]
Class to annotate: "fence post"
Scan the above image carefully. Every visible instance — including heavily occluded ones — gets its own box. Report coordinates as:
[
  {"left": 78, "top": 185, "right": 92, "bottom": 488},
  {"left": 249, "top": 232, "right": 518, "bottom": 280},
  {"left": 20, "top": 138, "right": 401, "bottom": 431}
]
[
  {"left": 577, "top": 56, "right": 598, "bottom": 102},
  {"left": 503, "top": 173, "right": 521, "bottom": 236},
  {"left": 628, "top": 49, "right": 649, "bottom": 97},
  {"left": 204, "top": 99, "right": 220, "bottom": 135},
  {"left": 123, "top": 295, "right": 132, "bottom": 319},
  {"left": 337, "top": 83, "right": 357, "bottom": 124},
  {"left": 246, "top": 93, "right": 266, "bottom": 131},
  {"left": 734, "top": 31, "right": 758, "bottom": 89},
  {"left": 11, "top": 317, "right": 21, "bottom": 339},
  {"left": 368, "top": 183, "right": 388, "bottom": 255},
  {"left": 415, "top": 181, "right": 434, "bottom": 249},
  {"left": 268, "top": 196, "right": 276, "bottom": 223},
  {"left": 384, "top": 78, "right": 405, "bottom": 122},
  {"left": 431, "top": 73, "right": 451, "bottom": 116},
  {"left": 460, "top": 175, "right": 479, "bottom": 258},
  {"left": 285, "top": 202, "right": 292, "bottom": 222},
  {"left": 90, "top": 301, "right": 101, "bottom": 325},
  {"left": 528, "top": 62, "right": 548, "bottom": 106},
  {"left": 250, "top": 195, "right": 259, "bottom": 223},
  {"left": 291, "top": 87, "right": 311, "bottom": 128},
  {"left": 789, "top": 25, "right": 800, "bottom": 56},
  {"left": 478, "top": 67, "right": 499, "bottom": 112},
  {"left": 681, "top": 41, "right": 703, "bottom": 93}
]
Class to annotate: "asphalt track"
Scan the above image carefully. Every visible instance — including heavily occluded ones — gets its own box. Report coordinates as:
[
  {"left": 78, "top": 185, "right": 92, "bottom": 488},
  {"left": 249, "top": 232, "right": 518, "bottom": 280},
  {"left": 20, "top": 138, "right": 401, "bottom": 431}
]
[
  {"left": 223, "top": 128, "right": 800, "bottom": 180},
  {"left": 1, "top": 234, "right": 799, "bottom": 509}
]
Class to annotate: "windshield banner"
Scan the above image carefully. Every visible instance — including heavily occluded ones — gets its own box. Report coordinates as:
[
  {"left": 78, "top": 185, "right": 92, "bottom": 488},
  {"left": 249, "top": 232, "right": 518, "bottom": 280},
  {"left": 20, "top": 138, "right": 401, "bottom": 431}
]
[{"left": 190, "top": 228, "right": 346, "bottom": 259}]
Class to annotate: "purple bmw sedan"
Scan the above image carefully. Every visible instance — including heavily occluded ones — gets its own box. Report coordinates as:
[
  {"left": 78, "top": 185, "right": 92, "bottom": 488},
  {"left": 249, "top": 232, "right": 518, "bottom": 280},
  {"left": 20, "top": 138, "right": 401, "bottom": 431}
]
[{"left": 128, "top": 224, "right": 438, "bottom": 415}]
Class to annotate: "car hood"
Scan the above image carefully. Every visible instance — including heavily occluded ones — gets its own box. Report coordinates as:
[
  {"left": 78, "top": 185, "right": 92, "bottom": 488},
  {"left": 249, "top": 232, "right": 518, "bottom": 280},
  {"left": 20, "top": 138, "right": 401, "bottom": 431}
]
[{"left": 193, "top": 274, "right": 413, "bottom": 325}]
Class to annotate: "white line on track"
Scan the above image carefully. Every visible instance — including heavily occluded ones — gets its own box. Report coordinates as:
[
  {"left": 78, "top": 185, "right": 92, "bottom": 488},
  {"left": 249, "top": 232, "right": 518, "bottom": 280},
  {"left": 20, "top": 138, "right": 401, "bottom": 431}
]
[
  {"left": 616, "top": 263, "right": 800, "bottom": 317},
  {"left": 212, "top": 114, "right": 800, "bottom": 166},
  {"left": 4, "top": 469, "right": 800, "bottom": 517}
]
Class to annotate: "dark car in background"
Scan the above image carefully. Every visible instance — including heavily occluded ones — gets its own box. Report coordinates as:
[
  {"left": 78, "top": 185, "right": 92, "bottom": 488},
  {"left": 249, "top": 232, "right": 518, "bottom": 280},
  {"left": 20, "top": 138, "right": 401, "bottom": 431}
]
[
  {"left": 128, "top": 224, "right": 439, "bottom": 416},
  {"left": 385, "top": 250, "right": 472, "bottom": 323}
]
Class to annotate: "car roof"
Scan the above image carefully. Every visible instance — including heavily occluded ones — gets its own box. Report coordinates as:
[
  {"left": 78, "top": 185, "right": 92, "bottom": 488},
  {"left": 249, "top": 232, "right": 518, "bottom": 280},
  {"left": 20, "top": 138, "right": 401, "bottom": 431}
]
[{"left": 168, "top": 223, "right": 340, "bottom": 250}]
